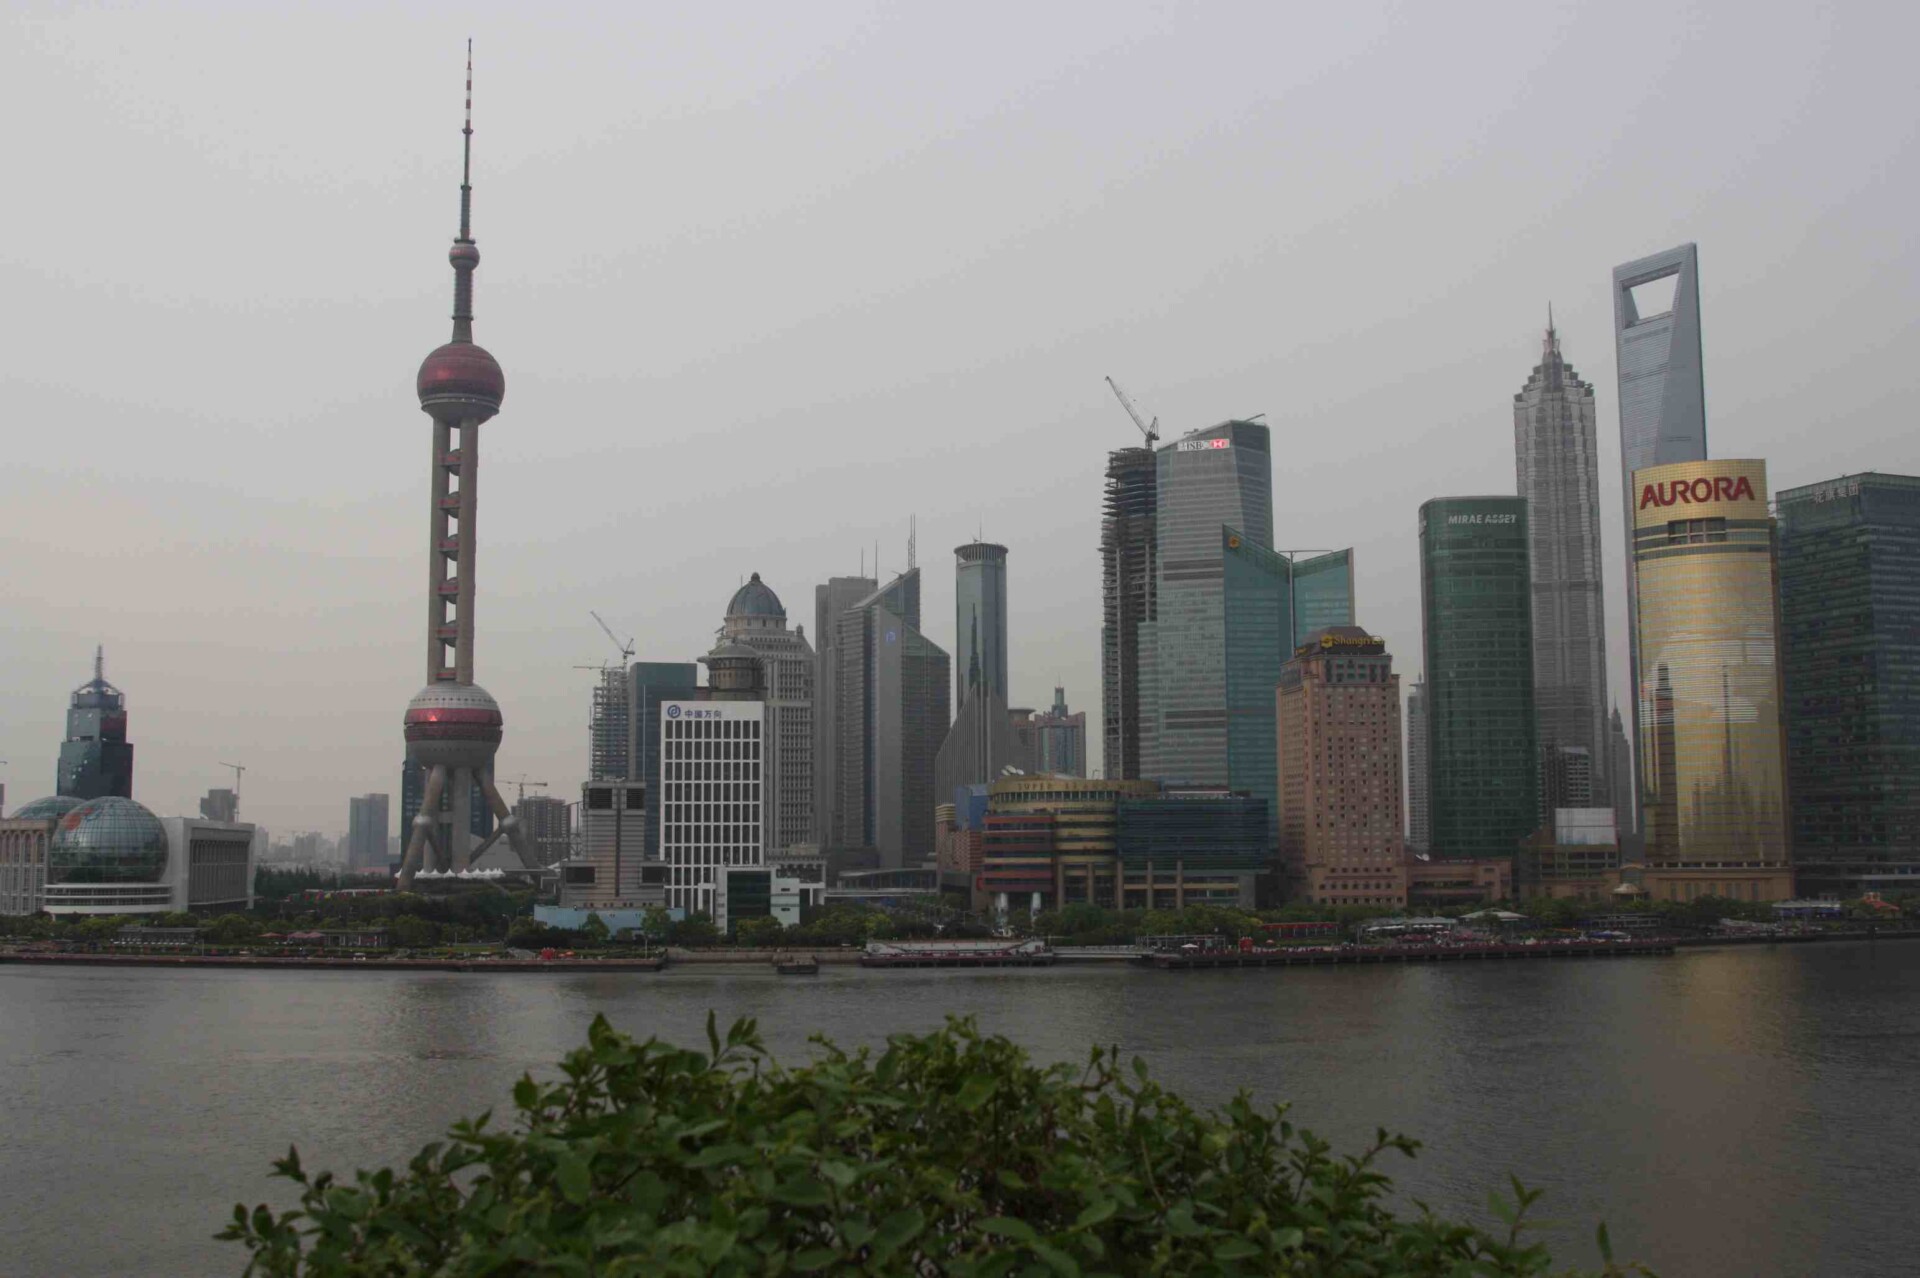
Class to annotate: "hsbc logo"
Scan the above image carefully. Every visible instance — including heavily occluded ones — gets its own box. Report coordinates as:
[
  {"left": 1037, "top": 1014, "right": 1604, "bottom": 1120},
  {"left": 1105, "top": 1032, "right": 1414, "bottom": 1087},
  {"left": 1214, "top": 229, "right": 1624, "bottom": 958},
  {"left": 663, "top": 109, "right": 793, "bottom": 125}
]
[
  {"left": 1176, "top": 438, "right": 1231, "bottom": 452},
  {"left": 1639, "top": 475, "right": 1757, "bottom": 510}
]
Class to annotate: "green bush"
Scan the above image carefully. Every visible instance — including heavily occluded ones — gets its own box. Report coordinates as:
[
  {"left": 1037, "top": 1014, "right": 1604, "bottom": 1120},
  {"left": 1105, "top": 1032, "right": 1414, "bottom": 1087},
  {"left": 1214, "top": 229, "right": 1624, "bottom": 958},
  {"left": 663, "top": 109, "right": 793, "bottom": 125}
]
[{"left": 224, "top": 1016, "right": 1644, "bottom": 1276}]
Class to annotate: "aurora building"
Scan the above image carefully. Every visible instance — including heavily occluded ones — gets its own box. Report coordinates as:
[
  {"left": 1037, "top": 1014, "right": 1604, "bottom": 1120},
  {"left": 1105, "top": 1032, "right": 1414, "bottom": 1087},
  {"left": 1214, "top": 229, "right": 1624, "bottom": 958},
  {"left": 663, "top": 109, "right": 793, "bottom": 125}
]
[
  {"left": 1631, "top": 460, "right": 1792, "bottom": 901},
  {"left": 1775, "top": 473, "right": 1920, "bottom": 898},
  {"left": 1419, "top": 497, "right": 1539, "bottom": 860},
  {"left": 1514, "top": 320, "right": 1611, "bottom": 810}
]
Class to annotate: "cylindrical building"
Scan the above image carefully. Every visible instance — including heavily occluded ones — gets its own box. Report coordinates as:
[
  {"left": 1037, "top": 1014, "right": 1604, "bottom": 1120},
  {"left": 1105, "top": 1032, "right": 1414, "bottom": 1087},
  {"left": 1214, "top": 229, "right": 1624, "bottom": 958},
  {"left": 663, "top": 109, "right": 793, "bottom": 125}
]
[{"left": 1630, "top": 459, "right": 1792, "bottom": 901}]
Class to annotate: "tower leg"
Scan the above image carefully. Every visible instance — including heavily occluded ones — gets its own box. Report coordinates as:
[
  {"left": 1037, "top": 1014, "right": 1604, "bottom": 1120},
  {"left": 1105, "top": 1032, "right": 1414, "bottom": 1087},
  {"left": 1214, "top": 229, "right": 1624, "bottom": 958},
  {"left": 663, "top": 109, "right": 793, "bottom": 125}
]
[
  {"left": 480, "top": 772, "right": 540, "bottom": 870},
  {"left": 449, "top": 767, "right": 474, "bottom": 871},
  {"left": 398, "top": 764, "right": 447, "bottom": 888}
]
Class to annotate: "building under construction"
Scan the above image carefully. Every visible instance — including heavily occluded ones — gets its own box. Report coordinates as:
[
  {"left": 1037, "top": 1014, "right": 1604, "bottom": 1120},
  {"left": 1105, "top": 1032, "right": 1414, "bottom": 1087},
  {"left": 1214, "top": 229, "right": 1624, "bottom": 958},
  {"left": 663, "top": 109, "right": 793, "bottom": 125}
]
[
  {"left": 1101, "top": 446, "right": 1156, "bottom": 780},
  {"left": 588, "top": 667, "right": 631, "bottom": 781}
]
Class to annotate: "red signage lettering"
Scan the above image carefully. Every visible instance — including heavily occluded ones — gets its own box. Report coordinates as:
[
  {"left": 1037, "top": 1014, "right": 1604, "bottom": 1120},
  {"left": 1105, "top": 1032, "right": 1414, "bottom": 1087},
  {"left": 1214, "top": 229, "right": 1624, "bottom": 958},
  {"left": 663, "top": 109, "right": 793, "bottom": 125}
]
[{"left": 1638, "top": 474, "right": 1756, "bottom": 511}]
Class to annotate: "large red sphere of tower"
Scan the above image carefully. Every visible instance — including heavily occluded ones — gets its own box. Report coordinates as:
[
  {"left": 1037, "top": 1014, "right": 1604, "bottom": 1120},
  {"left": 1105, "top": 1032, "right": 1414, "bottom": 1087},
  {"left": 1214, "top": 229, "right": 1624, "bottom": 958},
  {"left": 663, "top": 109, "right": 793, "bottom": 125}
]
[
  {"left": 417, "top": 341, "right": 505, "bottom": 416},
  {"left": 404, "top": 683, "right": 504, "bottom": 770}
]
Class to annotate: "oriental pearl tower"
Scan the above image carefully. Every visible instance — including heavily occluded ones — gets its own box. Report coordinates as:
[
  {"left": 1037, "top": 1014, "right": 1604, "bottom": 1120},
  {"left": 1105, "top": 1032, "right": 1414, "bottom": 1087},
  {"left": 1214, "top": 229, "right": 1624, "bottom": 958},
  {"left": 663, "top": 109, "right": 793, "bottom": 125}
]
[{"left": 396, "top": 45, "right": 537, "bottom": 887}]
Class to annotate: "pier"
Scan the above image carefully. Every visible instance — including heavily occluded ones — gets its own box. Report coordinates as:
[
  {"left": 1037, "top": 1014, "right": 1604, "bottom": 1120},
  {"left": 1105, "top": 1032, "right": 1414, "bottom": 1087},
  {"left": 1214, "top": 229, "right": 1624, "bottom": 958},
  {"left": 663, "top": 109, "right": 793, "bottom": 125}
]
[{"left": 1149, "top": 939, "right": 1674, "bottom": 970}]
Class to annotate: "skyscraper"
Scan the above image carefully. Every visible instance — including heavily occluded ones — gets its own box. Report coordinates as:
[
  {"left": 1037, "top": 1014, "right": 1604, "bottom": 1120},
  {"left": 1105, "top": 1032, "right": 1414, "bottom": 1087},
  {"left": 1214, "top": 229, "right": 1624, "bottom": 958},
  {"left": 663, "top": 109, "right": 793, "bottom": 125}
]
[
  {"left": 812, "top": 573, "right": 877, "bottom": 847},
  {"left": 1406, "top": 675, "right": 1430, "bottom": 853},
  {"left": 1776, "top": 472, "right": 1920, "bottom": 898},
  {"left": 1138, "top": 420, "right": 1274, "bottom": 786},
  {"left": 57, "top": 647, "right": 132, "bottom": 801},
  {"left": 954, "top": 541, "right": 1009, "bottom": 707},
  {"left": 1101, "top": 447, "right": 1156, "bottom": 781},
  {"left": 1420, "top": 497, "right": 1539, "bottom": 859},
  {"left": 1614, "top": 244, "right": 1708, "bottom": 793},
  {"left": 1515, "top": 318, "right": 1611, "bottom": 808},
  {"left": 347, "top": 794, "right": 390, "bottom": 872},
  {"left": 396, "top": 50, "right": 538, "bottom": 886},
  {"left": 628, "top": 661, "right": 700, "bottom": 862},
  {"left": 1631, "top": 459, "right": 1791, "bottom": 901},
  {"left": 1608, "top": 706, "right": 1636, "bottom": 847},
  {"left": 1029, "top": 687, "right": 1088, "bottom": 777},
  {"left": 1276, "top": 627, "right": 1407, "bottom": 907},
  {"left": 587, "top": 667, "right": 630, "bottom": 781},
  {"left": 828, "top": 568, "right": 950, "bottom": 865},
  {"left": 719, "top": 573, "right": 815, "bottom": 855},
  {"left": 512, "top": 793, "right": 572, "bottom": 867},
  {"left": 659, "top": 700, "right": 765, "bottom": 927}
]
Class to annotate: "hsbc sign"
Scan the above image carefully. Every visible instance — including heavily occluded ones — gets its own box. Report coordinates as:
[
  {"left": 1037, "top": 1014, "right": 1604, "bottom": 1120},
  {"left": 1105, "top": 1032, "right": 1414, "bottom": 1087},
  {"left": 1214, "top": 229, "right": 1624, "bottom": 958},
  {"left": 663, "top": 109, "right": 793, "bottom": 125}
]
[
  {"left": 1176, "top": 438, "right": 1231, "bottom": 452},
  {"left": 1639, "top": 475, "right": 1757, "bottom": 511}
]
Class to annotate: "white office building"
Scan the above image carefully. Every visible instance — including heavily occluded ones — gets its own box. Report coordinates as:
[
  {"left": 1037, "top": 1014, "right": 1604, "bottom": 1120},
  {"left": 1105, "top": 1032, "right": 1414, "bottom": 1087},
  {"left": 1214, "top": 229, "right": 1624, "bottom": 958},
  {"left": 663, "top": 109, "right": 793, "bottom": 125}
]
[{"left": 660, "top": 700, "right": 766, "bottom": 928}]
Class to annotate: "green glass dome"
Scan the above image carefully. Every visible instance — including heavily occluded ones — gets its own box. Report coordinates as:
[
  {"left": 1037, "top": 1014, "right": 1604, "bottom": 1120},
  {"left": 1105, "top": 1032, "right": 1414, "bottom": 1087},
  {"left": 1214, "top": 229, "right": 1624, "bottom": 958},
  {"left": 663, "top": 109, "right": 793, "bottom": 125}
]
[{"left": 48, "top": 796, "right": 169, "bottom": 885}]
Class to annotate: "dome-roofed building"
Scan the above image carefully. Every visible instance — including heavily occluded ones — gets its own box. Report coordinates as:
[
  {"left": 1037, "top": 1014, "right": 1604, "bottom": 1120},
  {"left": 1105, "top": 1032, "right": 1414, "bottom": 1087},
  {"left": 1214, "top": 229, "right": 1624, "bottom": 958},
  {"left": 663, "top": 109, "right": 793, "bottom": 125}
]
[
  {"left": 725, "top": 573, "right": 787, "bottom": 629},
  {"left": 1, "top": 796, "right": 88, "bottom": 915},
  {"left": 11, "top": 795, "right": 86, "bottom": 822},
  {"left": 43, "top": 795, "right": 174, "bottom": 915},
  {"left": 716, "top": 572, "right": 815, "bottom": 855}
]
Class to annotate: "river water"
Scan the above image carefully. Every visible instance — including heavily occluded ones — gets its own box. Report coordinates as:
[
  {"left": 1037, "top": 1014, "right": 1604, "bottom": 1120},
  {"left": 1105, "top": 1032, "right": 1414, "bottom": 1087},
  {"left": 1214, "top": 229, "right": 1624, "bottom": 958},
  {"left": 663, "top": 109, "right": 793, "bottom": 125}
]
[{"left": 3, "top": 941, "right": 1916, "bottom": 1277}]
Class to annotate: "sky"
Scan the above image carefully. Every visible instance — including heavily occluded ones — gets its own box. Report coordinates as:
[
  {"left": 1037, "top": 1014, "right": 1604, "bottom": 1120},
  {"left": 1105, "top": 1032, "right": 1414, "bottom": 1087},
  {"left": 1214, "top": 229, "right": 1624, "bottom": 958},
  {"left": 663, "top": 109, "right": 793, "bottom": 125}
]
[{"left": 2, "top": 0, "right": 1915, "bottom": 838}]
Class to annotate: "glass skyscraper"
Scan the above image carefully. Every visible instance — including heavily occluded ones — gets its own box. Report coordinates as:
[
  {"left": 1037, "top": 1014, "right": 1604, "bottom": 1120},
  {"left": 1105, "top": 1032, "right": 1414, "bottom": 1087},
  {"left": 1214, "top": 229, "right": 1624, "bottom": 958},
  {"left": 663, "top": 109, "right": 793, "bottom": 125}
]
[
  {"left": 1614, "top": 244, "right": 1708, "bottom": 798},
  {"left": 1631, "top": 459, "right": 1792, "bottom": 901},
  {"left": 954, "top": 541, "right": 1009, "bottom": 706},
  {"left": 1101, "top": 447, "right": 1156, "bottom": 781},
  {"left": 628, "top": 661, "right": 701, "bottom": 861},
  {"left": 1776, "top": 472, "right": 1920, "bottom": 898},
  {"left": 1419, "top": 497, "right": 1539, "bottom": 859},
  {"left": 1220, "top": 530, "right": 1357, "bottom": 847},
  {"left": 57, "top": 648, "right": 133, "bottom": 801},
  {"left": 1139, "top": 421, "right": 1274, "bottom": 787},
  {"left": 1515, "top": 321, "right": 1611, "bottom": 808}
]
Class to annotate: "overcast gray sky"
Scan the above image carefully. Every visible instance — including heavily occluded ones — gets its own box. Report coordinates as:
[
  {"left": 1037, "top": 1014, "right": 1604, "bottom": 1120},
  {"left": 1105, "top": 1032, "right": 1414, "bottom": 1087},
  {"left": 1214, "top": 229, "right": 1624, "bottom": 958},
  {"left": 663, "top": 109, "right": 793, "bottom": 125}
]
[{"left": 3, "top": 1, "right": 1914, "bottom": 837}]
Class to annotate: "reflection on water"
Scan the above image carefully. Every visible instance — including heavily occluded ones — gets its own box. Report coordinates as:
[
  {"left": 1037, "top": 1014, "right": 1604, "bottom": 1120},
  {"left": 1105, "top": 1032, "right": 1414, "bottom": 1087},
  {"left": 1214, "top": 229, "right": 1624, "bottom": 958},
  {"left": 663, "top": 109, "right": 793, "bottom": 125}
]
[{"left": 3, "top": 942, "right": 1917, "bottom": 1277}]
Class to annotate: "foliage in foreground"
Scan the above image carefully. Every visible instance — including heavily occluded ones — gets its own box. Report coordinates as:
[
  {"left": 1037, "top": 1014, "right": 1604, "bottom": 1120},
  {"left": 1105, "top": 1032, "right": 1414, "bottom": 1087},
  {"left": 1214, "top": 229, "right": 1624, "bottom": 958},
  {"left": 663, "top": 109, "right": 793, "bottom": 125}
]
[{"left": 225, "top": 1016, "right": 1647, "bottom": 1277}]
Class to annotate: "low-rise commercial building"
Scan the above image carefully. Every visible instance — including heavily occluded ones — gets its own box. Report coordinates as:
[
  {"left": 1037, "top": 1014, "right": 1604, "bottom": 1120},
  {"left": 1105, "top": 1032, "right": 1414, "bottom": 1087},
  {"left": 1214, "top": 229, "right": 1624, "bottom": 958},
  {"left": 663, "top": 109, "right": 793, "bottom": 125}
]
[
  {"left": 1115, "top": 789, "right": 1268, "bottom": 910},
  {"left": 980, "top": 776, "right": 1159, "bottom": 917}
]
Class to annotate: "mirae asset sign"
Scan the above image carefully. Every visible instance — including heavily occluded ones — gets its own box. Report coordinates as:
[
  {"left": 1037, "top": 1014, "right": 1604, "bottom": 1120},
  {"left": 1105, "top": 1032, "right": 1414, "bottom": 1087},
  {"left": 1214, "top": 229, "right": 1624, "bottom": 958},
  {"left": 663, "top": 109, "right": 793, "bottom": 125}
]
[
  {"left": 1446, "top": 513, "right": 1517, "bottom": 525},
  {"left": 1639, "top": 475, "right": 1758, "bottom": 510}
]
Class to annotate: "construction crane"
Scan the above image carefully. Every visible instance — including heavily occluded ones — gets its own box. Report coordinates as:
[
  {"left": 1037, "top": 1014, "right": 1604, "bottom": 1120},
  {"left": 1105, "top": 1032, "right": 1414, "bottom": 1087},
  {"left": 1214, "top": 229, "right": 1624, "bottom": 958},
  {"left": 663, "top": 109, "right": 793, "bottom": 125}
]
[
  {"left": 1105, "top": 376, "right": 1159, "bottom": 448},
  {"left": 590, "top": 610, "right": 635, "bottom": 667},
  {"left": 218, "top": 761, "right": 246, "bottom": 818},
  {"left": 502, "top": 774, "right": 548, "bottom": 805}
]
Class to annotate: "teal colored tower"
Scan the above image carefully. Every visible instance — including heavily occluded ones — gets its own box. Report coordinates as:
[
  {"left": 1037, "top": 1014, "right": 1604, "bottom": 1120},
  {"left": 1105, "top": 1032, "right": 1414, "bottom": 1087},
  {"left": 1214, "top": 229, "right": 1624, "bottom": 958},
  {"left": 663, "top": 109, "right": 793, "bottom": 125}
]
[
  {"left": 1419, "top": 497, "right": 1538, "bottom": 860},
  {"left": 1222, "top": 529, "right": 1355, "bottom": 849}
]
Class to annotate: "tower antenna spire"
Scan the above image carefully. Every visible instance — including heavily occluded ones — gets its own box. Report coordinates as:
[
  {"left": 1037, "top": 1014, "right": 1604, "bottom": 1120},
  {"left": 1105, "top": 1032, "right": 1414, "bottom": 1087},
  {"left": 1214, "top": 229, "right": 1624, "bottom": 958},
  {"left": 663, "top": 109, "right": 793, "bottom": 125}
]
[
  {"left": 461, "top": 39, "right": 474, "bottom": 240},
  {"left": 448, "top": 40, "right": 479, "bottom": 342},
  {"left": 94, "top": 644, "right": 103, "bottom": 683}
]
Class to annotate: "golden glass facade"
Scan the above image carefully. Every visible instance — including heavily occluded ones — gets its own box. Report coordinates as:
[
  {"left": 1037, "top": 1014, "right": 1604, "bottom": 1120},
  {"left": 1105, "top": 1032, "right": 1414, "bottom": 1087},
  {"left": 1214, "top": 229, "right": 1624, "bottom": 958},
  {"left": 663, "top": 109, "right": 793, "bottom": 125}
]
[{"left": 1630, "top": 459, "right": 1793, "bottom": 901}]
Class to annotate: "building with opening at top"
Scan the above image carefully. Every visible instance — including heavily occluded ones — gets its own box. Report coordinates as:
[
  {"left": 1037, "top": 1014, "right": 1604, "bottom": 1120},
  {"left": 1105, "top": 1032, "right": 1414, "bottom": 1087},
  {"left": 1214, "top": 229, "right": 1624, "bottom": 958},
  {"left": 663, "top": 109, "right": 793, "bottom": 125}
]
[
  {"left": 1631, "top": 459, "right": 1792, "bottom": 901},
  {"left": 1419, "top": 496, "right": 1538, "bottom": 861},
  {"left": 1776, "top": 472, "right": 1920, "bottom": 899},
  {"left": 1276, "top": 627, "right": 1406, "bottom": 908}
]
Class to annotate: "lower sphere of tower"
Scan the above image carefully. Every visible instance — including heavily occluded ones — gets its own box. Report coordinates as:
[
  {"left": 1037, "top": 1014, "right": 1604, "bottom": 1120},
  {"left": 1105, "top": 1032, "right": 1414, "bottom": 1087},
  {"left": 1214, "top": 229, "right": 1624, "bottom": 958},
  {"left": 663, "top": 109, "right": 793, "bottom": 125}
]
[
  {"left": 404, "top": 682, "right": 505, "bottom": 770},
  {"left": 417, "top": 341, "right": 505, "bottom": 415}
]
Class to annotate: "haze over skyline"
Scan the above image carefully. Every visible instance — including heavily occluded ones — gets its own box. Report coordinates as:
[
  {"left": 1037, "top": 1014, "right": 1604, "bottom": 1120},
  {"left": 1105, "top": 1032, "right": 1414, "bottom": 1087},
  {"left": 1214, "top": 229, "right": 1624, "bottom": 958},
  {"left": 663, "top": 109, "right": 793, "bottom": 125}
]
[{"left": 3, "top": 1, "right": 1914, "bottom": 835}]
